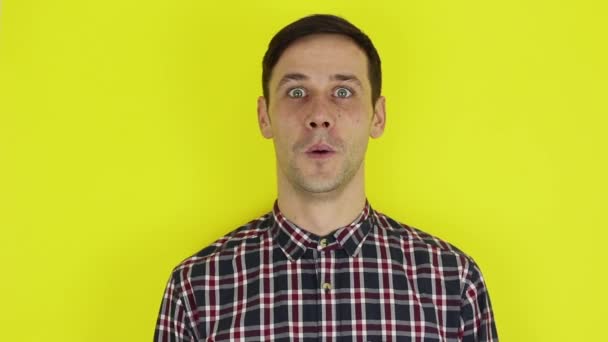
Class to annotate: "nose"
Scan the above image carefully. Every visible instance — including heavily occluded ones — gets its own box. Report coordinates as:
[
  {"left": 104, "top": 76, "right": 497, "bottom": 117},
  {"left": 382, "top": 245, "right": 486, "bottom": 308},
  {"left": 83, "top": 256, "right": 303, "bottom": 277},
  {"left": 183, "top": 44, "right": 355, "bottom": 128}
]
[{"left": 306, "top": 98, "right": 334, "bottom": 130}]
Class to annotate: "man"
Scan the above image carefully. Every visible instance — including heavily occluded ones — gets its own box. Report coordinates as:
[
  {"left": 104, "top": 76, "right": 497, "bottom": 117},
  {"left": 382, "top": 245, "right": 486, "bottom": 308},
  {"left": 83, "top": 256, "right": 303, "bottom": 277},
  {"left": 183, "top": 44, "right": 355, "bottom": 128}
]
[{"left": 154, "top": 14, "right": 498, "bottom": 342}]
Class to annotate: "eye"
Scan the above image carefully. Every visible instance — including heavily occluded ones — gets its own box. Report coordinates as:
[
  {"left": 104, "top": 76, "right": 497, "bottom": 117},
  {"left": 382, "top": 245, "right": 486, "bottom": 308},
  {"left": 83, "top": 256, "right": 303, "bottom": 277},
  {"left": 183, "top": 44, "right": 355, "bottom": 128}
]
[
  {"left": 287, "top": 87, "right": 307, "bottom": 98},
  {"left": 334, "top": 87, "right": 353, "bottom": 98}
]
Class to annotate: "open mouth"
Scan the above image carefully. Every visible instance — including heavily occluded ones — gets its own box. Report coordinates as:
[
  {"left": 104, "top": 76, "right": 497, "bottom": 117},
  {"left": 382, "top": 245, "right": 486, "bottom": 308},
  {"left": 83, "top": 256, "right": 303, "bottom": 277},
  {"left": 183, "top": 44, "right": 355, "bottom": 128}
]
[
  {"left": 305, "top": 143, "right": 336, "bottom": 159},
  {"left": 306, "top": 147, "right": 335, "bottom": 159}
]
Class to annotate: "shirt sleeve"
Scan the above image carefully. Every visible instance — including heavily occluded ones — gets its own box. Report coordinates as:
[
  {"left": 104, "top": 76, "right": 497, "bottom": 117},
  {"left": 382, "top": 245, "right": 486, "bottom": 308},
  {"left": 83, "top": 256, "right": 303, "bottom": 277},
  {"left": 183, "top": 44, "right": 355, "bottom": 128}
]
[
  {"left": 153, "top": 273, "right": 196, "bottom": 342},
  {"left": 459, "top": 259, "right": 499, "bottom": 341}
]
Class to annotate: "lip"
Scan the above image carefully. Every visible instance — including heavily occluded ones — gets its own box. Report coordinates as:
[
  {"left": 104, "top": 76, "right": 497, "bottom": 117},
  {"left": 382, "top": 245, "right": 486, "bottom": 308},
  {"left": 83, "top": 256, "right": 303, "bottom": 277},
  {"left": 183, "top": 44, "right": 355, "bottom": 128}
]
[
  {"left": 305, "top": 150, "right": 336, "bottom": 159},
  {"left": 305, "top": 143, "right": 336, "bottom": 160},
  {"left": 305, "top": 143, "right": 335, "bottom": 153}
]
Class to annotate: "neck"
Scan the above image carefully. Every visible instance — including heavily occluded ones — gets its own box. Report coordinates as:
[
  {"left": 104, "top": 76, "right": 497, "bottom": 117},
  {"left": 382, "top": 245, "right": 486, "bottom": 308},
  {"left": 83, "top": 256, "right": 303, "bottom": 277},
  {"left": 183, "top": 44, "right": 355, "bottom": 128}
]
[{"left": 276, "top": 166, "right": 367, "bottom": 236}]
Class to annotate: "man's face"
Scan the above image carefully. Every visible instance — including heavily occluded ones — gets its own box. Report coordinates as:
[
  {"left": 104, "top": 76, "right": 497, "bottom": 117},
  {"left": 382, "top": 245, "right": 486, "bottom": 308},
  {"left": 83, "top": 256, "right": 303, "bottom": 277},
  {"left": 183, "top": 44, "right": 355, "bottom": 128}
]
[{"left": 258, "top": 34, "right": 385, "bottom": 195}]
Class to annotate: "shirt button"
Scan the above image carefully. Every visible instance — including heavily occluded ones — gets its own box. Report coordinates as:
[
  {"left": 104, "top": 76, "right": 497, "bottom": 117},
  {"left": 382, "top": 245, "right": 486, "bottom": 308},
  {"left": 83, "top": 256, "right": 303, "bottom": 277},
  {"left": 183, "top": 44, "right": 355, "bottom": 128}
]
[
  {"left": 322, "top": 282, "right": 332, "bottom": 291},
  {"left": 319, "top": 238, "right": 328, "bottom": 247}
]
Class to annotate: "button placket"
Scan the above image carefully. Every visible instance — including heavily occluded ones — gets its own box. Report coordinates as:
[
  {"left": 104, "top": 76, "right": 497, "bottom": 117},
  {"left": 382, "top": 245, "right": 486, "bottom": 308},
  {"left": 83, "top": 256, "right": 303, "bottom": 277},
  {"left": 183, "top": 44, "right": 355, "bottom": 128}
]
[{"left": 318, "top": 240, "right": 332, "bottom": 294}]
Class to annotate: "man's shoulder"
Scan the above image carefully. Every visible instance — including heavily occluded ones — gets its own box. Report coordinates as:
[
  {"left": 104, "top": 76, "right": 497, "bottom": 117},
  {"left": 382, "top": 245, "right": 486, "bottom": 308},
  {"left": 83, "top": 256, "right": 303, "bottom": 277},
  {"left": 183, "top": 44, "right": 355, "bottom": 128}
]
[
  {"left": 171, "top": 212, "right": 273, "bottom": 275},
  {"left": 373, "top": 210, "right": 472, "bottom": 262}
]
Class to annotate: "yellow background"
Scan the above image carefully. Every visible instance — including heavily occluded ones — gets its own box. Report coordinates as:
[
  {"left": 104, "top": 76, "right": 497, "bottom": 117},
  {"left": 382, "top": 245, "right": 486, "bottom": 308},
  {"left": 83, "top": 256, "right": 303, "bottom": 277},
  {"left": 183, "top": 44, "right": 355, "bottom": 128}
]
[{"left": 1, "top": 0, "right": 606, "bottom": 341}]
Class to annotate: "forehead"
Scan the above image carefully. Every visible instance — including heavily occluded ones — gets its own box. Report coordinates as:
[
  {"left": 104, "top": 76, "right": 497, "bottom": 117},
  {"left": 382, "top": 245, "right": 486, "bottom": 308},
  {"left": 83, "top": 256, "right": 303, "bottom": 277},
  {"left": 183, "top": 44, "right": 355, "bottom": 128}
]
[{"left": 270, "top": 34, "right": 369, "bottom": 88}]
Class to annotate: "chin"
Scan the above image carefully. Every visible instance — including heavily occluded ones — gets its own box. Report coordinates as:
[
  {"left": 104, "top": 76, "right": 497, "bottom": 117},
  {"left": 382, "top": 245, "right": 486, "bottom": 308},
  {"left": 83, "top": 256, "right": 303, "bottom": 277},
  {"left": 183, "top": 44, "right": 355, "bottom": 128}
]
[
  {"left": 299, "top": 183, "right": 341, "bottom": 194},
  {"left": 285, "top": 160, "right": 358, "bottom": 194},
  {"left": 294, "top": 174, "right": 346, "bottom": 194}
]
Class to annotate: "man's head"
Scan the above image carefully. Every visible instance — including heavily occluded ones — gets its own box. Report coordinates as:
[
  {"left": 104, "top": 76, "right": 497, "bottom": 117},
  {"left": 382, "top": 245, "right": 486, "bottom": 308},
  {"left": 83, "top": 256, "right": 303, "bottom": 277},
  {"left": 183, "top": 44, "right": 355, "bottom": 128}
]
[
  {"left": 257, "top": 15, "right": 386, "bottom": 196},
  {"left": 262, "top": 14, "right": 382, "bottom": 106}
]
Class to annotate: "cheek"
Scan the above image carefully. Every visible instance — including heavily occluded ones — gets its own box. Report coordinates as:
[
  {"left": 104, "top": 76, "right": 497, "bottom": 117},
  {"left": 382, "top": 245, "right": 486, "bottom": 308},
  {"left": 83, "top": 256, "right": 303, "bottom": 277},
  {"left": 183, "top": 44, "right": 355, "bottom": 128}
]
[
  {"left": 337, "top": 99, "right": 369, "bottom": 119},
  {"left": 271, "top": 122, "right": 298, "bottom": 153},
  {"left": 270, "top": 102, "right": 303, "bottom": 127},
  {"left": 272, "top": 96, "right": 303, "bottom": 110},
  {"left": 272, "top": 135, "right": 291, "bottom": 162}
]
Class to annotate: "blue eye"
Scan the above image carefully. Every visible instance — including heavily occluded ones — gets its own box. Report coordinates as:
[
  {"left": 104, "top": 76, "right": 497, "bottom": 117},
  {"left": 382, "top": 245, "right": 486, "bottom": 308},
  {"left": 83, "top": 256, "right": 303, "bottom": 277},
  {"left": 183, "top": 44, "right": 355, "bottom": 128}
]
[
  {"left": 288, "top": 87, "right": 306, "bottom": 98},
  {"left": 334, "top": 87, "right": 352, "bottom": 98}
]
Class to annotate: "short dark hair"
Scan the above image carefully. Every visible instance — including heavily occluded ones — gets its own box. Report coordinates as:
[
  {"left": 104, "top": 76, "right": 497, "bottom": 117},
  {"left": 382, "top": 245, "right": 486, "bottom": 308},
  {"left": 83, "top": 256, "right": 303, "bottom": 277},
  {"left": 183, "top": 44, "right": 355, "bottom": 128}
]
[{"left": 262, "top": 14, "right": 382, "bottom": 105}]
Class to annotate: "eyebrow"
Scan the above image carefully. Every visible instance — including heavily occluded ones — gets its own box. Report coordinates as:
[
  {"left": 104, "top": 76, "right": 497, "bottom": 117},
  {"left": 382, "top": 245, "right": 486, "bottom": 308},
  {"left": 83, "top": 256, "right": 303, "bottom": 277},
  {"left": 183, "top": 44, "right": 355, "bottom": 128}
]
[
  {"left": 275, "top": 73, "right": 363, "bottom": 91},
  {"left": 330, "top": 73, "right": 363, "bottom": 88},
  {"left": 276, "top": 73, "right": 308, "bottom": 91}
]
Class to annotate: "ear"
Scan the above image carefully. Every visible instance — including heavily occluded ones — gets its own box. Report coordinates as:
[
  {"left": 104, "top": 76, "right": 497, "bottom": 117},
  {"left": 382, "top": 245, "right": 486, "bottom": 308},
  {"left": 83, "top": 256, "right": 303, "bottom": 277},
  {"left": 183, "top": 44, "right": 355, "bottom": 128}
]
[
  {"left": 370, "top": 96, "right": 386, "bottom": 139},
  {"left": 257, "top": 96, "right": 273, "bottom": 139}
]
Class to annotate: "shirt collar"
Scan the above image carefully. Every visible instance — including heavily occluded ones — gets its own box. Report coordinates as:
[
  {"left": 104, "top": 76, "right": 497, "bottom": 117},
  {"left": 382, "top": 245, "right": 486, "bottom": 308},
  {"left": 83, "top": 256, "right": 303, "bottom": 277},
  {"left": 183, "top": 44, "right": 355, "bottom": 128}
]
[{"left": 270, "top": 200, "right": 375, "bottom": 261}]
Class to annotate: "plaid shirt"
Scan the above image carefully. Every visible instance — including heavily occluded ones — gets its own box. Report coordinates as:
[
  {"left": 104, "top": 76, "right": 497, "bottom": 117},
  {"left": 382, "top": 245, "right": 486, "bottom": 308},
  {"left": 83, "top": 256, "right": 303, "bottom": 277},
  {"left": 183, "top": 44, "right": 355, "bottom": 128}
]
[{"left": 154, "top": 201, "right": 498, "bottom": 341}]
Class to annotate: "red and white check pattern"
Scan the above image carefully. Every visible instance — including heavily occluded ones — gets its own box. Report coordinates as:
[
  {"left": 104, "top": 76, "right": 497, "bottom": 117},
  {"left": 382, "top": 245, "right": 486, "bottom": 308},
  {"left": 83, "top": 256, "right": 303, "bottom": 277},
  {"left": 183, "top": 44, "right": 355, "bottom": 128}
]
[{"left": 154, "top": 201, "right": 498, "bottom": 341}]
